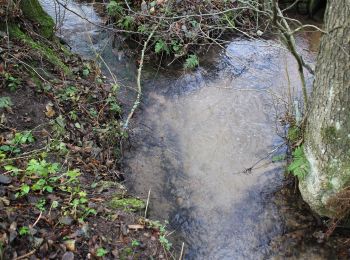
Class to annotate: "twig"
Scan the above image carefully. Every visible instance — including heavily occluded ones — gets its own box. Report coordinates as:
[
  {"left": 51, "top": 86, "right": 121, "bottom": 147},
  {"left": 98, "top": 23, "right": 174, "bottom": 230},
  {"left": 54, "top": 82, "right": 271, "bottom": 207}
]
[
  {"left": 32, "top": 211, "right": 43, "bottom": 227},
  {"left": 2, "top": 147, "right": 47, "bottom": 162},
  {"left": 144, "top": 188, "right": 151, "bottom": 218},
  {"left": 15, "top": 250, "right": 36, "bottom": 260},
  {"left": 179, "top": 242, "right": 185, "bottom": 260},
  {"left": 123, "top": 25, "right": 158, "bottom": 129},
  {"left": 236, "top": 142, "right": 286, "bottom": 174},
  {"left": 272, "top": 2, "right": 309, "bottom": 109}
]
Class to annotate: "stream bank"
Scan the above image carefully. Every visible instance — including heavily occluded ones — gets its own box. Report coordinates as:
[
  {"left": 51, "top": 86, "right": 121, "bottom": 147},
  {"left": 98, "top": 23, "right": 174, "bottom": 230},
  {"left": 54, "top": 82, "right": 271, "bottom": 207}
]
[
  {"left": 0, "top": 1, "right": 169, "bottom": 259},
  {"left": 42, "top": 1, "right": 350, "bottom": 258},
  {"left": 9, "top": 1, "right": 350, "bottom": 259}
]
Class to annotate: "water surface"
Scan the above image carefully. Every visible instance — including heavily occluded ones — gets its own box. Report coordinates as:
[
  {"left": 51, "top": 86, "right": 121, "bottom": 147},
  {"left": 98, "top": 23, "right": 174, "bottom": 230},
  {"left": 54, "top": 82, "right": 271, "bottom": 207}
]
[{"left": 40, "top": 2, "right": 327, "bottom": 258}]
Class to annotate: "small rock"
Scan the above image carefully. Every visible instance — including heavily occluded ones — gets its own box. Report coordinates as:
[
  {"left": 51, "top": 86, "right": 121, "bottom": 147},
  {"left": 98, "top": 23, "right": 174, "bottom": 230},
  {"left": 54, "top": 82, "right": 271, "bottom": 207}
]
[
  {"left": 9, "top": 222, "right": 17, "bottom": 243},
  {"left": 59, "top": 216, "right": 73, "bottom": 225},
  {"left": 39, "top": 242, "right": 49, "bottom": 253},
  {"left": 175, "top": 197, "right": 184, "bottom": 206},
  {"left": 64, "top": 240, "right": 75, "bottom": 251},
  {"left": 120, "top": 224, "right": 128, "bottom": 236},
  {"left": 33, "top": 237, "right": 44, "bottom": 248},
  {"left": 0, "top": 175, "right": 11, "bottom": 185},
  {"left": 112, "top": 248, "right": 119, "bottom": 258},
  {"left": 257, "top": 30, "right": 264, "bottom": 36},
  {"left": 62, "top": 252, "right": 74, "bottom": 260},
  {"left": 81, "top": 223, "right": 89, "bottom": 237}
]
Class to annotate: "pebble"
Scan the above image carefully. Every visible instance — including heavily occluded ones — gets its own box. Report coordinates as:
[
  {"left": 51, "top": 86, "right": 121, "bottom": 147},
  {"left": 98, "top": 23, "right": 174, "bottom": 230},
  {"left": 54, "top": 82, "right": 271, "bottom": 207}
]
[
  {"left": 121, "top": 224, "right": 128, "bottom": 236},
  {"left": 33, "top": 237, "right": 44, "bottom": 248},
  {"left": 0, "top": 175, "right": 11, "bottom": 185},
  {"left": 112, "top": 248, "right": 119, "bottom": 258},
  {"left": 64, "top": 239, "right": 75, "bottom": 251},
  {"left": 59, "top": 216, "right": 74, "bottom": 225},
  {"left": 62, "top": 252, "right": 74, "bottom": 260},
  {"left": 175, "top": 197, "right": 184, "bottom": 206}
]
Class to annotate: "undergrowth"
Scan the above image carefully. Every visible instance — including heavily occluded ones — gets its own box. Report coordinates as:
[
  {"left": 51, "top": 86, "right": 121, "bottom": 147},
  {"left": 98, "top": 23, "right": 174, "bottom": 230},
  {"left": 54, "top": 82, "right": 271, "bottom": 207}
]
[{"left": 106, "top": 0, "right": 264, "bottom": 68}]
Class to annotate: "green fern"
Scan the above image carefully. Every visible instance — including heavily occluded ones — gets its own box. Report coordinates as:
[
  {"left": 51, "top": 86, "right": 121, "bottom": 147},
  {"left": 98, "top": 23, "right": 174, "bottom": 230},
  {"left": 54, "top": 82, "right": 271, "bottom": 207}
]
[
  {"left": 184, "top": 54, "right": 199, "bottom": 69},
  {"left": 107, "top": 1, "right": 123, "bottom": 16},
  {"left": 288, "top": 145, "right": 310, "bottom": 179},
  {"left": 0, "top": 97, "right": 13, "bottom": 109},
  {"left": 287, "top": 126, "right": 301, "bottom": 142},
  {"left": 155, "top": 40, "right": 169, "bottom": 54},
  {"left": 118, "top": 16, "right": 134, "bottom": 30}
]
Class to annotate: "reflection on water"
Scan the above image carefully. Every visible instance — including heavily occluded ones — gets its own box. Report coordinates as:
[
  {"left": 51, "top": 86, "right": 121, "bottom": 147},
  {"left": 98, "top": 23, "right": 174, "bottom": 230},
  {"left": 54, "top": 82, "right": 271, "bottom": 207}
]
[
  {"left": 41, "top": 1, "right": 326, "bottom": 259},
  {"left": 123, "top": 39, "right": 306, "bottom": 259}
]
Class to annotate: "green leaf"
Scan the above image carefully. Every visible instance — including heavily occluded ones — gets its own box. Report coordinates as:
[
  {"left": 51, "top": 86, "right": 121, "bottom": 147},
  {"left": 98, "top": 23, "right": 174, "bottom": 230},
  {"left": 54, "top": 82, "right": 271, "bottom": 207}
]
[
  {"left": 184, "top": 54, "right": 199, "bottom": 69},
  {"left": 272, "top": 154, "right": 286, "bottom": 162},
  {"left": 155, "top": 40, "right": 169, "bottom": 54},
  {"left": 66, "top": 169, "right": 80, "bottom": 183},
  {"left": 82, "top": 69, "right": 90, "bottom": 77},
  {"left": 0, "top": 97, "right": 13, "bottom": 109},
  {"left": 107, "top": 0, "right": 123, "bottom": 16},
  {"left": 96, "top": 248, "right": 108, "bottom": 257},
  {"left": 4, "top": 165, "right": 21, "bottom": 175},
  {"left": 19, "top": 226, "right": 30, "bottom": 236},
  {"left": 32, "top": 178, "right": 46, "bottom": 191},
  {"left": 51, "top": 200, "right": 59, "bottom": 208},
  {"left": 288, "top": 145, "right": 310, "bottom": 179},
  {"left": 43, "top": 186, "right": 53, "bottom": 193},
  {"left": 19, "top": 184, "right": 30, "bottom": 196}
]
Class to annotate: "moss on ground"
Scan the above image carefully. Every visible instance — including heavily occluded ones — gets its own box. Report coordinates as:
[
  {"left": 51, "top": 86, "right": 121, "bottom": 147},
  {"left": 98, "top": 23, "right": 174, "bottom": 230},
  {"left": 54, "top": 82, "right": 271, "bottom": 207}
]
[
  {"left": 4, "top": 24, "right": 70, "bottom": 75},
  {"left": 109, "top": 197, "right": 145, "bottom": 212},
  {"left": 19, "top": 0, "right": 55, "bottom": 39}
]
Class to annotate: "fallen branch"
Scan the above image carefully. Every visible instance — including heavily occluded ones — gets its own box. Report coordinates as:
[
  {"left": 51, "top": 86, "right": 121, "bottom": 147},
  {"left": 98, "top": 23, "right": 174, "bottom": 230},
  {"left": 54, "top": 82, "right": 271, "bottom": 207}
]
[
  {"left": 123, "top": 25, "right": 158, "bottom": 129},
  {"left": 15, "top": 249, "right": 36, "bottom": 260}
]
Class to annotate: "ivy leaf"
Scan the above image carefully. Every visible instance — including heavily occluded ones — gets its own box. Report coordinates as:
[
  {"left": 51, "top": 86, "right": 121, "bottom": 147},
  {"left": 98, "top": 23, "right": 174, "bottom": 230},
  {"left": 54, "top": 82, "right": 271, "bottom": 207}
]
[{"left": 83, "top": 69, "right": 90, "bottom": 77}]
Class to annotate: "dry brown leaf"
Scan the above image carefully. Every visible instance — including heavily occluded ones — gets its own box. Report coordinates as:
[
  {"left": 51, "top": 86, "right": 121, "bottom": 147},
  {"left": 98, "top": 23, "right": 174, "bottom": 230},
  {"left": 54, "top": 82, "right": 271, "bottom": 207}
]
[
  {"left": 45, "top": 102, "right": 55, "bottom": 118},
  {"left": 128, "top": 224, "right": 144, "bottom": 230}
]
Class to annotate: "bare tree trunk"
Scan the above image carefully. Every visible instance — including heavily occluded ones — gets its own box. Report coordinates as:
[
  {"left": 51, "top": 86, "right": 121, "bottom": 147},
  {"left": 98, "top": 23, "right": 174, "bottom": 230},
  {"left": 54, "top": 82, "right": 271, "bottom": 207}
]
[{"left": 299, "top": 0, "right": 350, "bottom": 217}]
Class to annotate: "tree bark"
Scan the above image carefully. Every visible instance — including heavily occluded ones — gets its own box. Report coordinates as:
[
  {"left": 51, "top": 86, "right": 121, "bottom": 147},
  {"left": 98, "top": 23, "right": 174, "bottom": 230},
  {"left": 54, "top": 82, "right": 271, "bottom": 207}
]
[{"left": 299, "top": 0, "right": 350, "bottom": 217}]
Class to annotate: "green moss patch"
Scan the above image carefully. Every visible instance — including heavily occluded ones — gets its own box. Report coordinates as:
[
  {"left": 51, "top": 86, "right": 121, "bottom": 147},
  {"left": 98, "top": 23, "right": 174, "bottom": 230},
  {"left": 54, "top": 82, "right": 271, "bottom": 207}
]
[
  {"left": 109, "top": 197, "right": 145, "bottom": 212},
  {"left": 19, "top": 0, "right": 55, "bottom": 39},
  {"left": 6, "top": 24, "right": 70, "bottom": 75}
]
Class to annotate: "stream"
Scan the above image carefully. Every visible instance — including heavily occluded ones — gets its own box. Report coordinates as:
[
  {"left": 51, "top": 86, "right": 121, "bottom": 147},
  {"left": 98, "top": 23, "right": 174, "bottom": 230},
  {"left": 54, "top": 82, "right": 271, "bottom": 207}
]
[{"left": 40, "top": 1, "right": 334, "bottom": 259}]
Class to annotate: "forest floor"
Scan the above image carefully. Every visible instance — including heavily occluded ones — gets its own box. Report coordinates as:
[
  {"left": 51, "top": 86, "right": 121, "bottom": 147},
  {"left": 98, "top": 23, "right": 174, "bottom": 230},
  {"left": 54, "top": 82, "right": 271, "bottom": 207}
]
[{"left": 0, "top": 14, "right": 171, "bottom": 260}]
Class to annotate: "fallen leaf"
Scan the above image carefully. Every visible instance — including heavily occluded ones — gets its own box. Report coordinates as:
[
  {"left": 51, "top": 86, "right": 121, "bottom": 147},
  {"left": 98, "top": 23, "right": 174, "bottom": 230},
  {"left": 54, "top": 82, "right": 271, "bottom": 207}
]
[
  {"left": 128, "top": 224, "right": 144, "bottom": 230},
  {"left": 45, "top": 102, "right": 55, "bottom": 118}
]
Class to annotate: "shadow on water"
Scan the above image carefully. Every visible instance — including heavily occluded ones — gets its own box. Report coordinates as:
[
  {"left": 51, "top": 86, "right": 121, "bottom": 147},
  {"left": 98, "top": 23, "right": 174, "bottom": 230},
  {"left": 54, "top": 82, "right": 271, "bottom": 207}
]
[
  {"left": 122, "top": 39, "right": 318, "bottom": 259},
  {"left": 39, "top": 1, "right": 342, "bottom": 259}
]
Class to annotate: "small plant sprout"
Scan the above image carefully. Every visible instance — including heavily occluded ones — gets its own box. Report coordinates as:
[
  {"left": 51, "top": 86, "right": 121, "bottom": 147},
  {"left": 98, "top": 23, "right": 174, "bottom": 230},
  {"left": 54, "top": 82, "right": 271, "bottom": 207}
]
[
  {"left": 16, "top": 184, "right": 30, "bottom": 197},
  {"left": 35, "top": 198, "right": 46, "bottom": 212},
  {"left": 12, "top": 131, "right": 35, "bottom": 145},
  {"left": 19, "top": 226, "right": 30, "bottom": 236},
  {"left": 82, "top": 68, "right": 90, "bottom": 77},
  {"left": 0, "top": 97, "right": 13, "bottom": 109},
  {"left": 4, "top": 165, "right": 22, "bottom": 175},
  {"left": 131, "top": 239, "right": 141, "bottom": 247},
  {"left": 5, "top": 73, "right": 21, "bottom": 91},
  {"left": 96, "top": 247, "right": 108, "bottom": 257},
  {"left": 48, "top": 200, "right": 59, "bottom": 216},
  {"left": 159, "top": 235, "right": 172, "bottom": 251},
  {"left": 184, "top": 54, "right": 199, "bottom": 69}
]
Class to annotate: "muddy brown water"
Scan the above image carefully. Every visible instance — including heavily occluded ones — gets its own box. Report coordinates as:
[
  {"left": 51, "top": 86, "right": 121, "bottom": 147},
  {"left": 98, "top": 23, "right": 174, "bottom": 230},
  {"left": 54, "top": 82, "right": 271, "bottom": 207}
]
[{"left": 40, "top": 1, "right": 336, "bottom": 259}]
